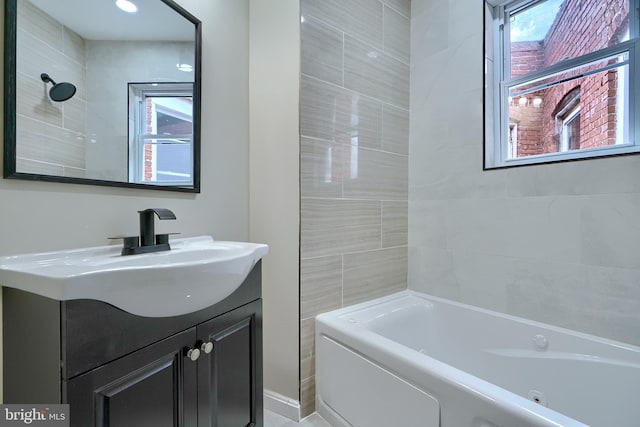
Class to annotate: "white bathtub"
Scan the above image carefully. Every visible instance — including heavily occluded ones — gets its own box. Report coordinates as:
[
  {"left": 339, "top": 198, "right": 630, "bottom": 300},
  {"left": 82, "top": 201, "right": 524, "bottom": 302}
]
[{"left": 315, "top": 290, "right": 640, "bottom": 427}]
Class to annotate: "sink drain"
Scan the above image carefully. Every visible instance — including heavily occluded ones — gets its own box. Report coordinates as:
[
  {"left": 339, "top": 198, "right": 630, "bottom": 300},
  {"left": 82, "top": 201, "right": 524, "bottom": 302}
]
[{"left": 528, "top": 390, "right": 548, "bottom": 407}]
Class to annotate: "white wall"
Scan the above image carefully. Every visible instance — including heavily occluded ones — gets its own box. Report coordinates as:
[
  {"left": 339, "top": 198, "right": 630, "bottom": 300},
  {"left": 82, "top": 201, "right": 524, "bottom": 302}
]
[
  {"left": 249, "top": 0, "right": 301, "bottom": 402},
  {"left": 0, "top": 0, "right": 250, "bottom": 402},
  {"left": 409, "top": 0, "right": 640, "bottom": 346}
]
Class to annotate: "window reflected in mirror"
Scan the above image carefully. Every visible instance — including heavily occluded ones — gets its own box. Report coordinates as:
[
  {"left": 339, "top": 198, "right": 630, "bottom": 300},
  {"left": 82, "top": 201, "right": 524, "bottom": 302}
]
[{"left": 128, "top": 83, "right": 194, "bottom": 186}]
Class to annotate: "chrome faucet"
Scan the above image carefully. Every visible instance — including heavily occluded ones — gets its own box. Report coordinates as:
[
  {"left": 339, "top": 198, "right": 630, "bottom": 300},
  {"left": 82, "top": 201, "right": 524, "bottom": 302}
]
[{"left": 119, "top": 208, "right": 177, "bottom": 256}]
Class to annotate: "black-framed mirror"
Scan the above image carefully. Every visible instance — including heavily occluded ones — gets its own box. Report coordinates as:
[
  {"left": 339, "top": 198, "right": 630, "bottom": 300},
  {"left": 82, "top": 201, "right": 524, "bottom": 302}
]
[{"left": 4, "top": 0, "right": 201, "bottom": 192}]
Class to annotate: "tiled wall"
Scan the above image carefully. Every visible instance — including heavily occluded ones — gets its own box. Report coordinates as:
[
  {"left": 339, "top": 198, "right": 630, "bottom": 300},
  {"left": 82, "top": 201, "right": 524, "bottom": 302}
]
[
  {"left": 409, "top": 0, "right": 640, "bottom": 348},
  {"left": 299, "top": 0, "right": 410, "bottom": 415},
  {"left": 16, "top": 0, "right": 87, "bottom": 177}
]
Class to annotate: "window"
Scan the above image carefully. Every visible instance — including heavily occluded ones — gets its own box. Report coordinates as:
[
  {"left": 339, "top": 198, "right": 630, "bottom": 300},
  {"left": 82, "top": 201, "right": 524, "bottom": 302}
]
[
  {"left": 128, "top": 83, "right": 194, "bottom": 185},
  {"left": 560, "top": 104, "right": 580, "bottom": 152},
  {"left": 553, "top": 87, "right": 581, "bottom": 152},
  {"left": 485, "top": 0, "right": 640, "bottom": 168}
]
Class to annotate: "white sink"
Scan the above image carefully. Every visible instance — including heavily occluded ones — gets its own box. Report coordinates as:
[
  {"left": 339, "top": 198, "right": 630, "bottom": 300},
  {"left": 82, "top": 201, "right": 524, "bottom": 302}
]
[{"left": 0, "top": 236, "right": 268, "bottom": 317}]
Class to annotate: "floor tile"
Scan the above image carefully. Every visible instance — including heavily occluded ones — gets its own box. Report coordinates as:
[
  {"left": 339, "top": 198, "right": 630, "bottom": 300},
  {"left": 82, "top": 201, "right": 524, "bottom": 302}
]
[{"left": 265, "top": 410, "right": 333, "bottom": 427}]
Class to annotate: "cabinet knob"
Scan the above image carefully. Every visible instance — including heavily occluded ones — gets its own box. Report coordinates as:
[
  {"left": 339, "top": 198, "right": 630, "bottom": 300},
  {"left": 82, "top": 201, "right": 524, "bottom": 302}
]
[
  {"left": 201, "top": 341, "right": 214, "bottom": 354},
  {"left": 186, "top": 348, "right": 201, "bottom": 361}
]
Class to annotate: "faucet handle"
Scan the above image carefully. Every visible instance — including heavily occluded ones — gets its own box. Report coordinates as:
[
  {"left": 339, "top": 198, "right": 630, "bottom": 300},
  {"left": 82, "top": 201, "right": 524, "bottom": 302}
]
[
  {"left": 108, "top": 236, "right": 139, "bottom": 247},
  {"left": 108, "top": 236, "right": 140, "bottom": 254},
  {"left": 155, "top": 232, "right": 180, "bottom": 245}
]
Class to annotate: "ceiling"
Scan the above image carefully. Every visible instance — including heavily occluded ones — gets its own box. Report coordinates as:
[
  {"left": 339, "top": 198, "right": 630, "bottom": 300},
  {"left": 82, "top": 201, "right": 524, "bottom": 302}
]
[{"left": 28, "top": 0, "right": 195, "bottom": 41}]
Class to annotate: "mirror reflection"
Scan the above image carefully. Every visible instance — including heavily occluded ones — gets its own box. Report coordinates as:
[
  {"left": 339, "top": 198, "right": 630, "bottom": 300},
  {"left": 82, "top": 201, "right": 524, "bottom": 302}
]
[{"left": 6, "top": 0, "right": 200, "bottom": 191}]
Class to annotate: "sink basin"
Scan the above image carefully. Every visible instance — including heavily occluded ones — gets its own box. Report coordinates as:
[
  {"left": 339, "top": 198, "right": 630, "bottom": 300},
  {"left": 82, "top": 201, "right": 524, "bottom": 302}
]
[{"left": 0, "top": 236, "right": 268, "bottom": 317}]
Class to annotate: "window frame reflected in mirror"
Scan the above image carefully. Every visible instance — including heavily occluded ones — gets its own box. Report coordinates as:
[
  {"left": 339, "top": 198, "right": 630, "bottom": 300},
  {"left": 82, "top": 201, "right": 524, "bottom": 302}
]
[{"left": 128, "top": 82, "right": 194, "bottom": 186}]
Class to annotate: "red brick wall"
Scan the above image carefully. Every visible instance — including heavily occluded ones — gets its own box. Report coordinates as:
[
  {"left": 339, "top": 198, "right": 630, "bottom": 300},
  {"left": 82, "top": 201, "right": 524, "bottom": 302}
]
[
  {"left": 511, "top": 41, "right": 545, "bottom": 78},
  {"left": 508, "top": 0, "right": 628, "bottom": 157},
  {"left": 509, "top": 97, "right": 545, "bottom": 156},
  {"left": 510, "top": 42, "right": 545, "bottom": 156}
]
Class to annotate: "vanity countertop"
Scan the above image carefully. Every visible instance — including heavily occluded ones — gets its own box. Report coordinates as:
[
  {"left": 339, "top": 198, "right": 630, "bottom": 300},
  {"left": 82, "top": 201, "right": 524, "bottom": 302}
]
[{"left": 0, "top": 236, "right": 268, "bottom": 317}]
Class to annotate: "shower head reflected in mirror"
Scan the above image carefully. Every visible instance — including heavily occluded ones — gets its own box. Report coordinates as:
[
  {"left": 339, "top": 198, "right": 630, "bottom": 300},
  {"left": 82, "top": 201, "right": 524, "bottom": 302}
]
[{"left": 40, "top": 73, "right": 76, "bottom": 102}]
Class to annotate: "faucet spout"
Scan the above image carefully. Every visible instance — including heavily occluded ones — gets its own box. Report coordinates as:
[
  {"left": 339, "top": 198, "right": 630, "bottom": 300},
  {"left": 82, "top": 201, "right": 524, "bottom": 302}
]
[{"left": 138, "top": 208, "right": 177, "bottom": 247}]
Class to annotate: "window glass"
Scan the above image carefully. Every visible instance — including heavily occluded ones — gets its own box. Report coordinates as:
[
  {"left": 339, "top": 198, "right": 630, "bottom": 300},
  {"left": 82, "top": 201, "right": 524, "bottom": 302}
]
[
  {"left": 509, "top": 0, "right": 630, "bottom": 75},
  {"left": 156, "top": 111, "right": 191, "bottom": 135},
  {"left": 507, "top": 66, "right": 626, "bottom": 159},
  {"left": 561, "top": 107, "right": 581, "bottom": 151},
  {"left": 143, "top": 138, "right": 192, "bottom": 183}
]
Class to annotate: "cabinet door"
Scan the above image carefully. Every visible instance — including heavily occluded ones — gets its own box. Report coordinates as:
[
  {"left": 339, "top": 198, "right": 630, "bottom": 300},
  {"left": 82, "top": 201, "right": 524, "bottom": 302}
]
[
  {"left": 66, "top": 328, "right": 198, "bottom": 427},
  {"left": 197, "top": 300, "right": 263, "bottom": 427}
]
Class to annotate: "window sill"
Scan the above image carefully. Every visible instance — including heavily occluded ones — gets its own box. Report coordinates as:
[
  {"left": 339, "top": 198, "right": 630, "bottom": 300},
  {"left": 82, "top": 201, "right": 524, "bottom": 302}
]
[{"left": 485, "top": 144, "right": 640, "bottom": 170}]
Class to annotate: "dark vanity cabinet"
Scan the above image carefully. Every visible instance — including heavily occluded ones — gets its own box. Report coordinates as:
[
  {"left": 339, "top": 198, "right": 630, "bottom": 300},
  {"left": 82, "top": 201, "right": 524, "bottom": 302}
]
[
  {"left": 197, "top": 301, "right": 261, "bottom": 427},
  {"left": 67, "top": 328, "right": 199, "bottom": 427},
  {"left": 3, "top": 263, "right": 263, "bottom": 427}
]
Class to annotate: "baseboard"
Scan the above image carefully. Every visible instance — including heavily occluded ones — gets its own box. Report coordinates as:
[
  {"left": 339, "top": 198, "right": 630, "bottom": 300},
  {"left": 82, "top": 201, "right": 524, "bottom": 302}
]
[
  {"left": 264, "top": 389, "right": 301, "bottom": 421},
  {"left": 316, "top": 398, "right": 349, "bottom": 427}
]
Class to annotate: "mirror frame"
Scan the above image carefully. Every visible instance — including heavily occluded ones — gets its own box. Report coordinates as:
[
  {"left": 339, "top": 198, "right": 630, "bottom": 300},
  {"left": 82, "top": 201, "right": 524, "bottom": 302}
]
[{"left": 3, "top": 0, "right": 202, "bottom": 193}]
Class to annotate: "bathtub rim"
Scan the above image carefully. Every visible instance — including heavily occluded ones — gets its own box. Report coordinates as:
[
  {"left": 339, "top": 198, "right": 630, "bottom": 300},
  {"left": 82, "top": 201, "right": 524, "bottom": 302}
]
[{"left": 316, "top": 289, "right": 640, "bottom": 354}]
